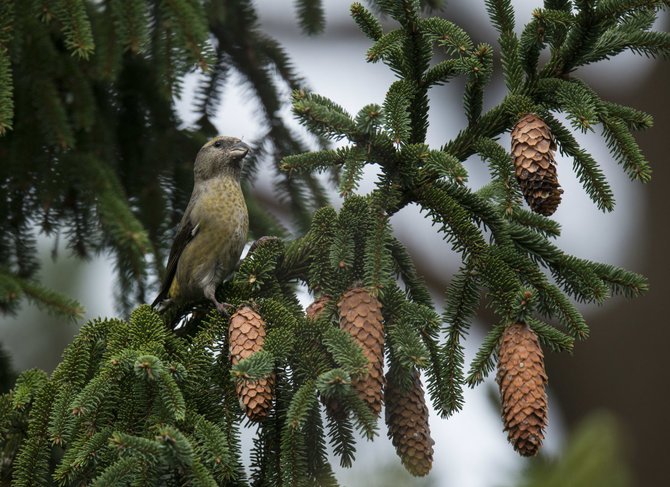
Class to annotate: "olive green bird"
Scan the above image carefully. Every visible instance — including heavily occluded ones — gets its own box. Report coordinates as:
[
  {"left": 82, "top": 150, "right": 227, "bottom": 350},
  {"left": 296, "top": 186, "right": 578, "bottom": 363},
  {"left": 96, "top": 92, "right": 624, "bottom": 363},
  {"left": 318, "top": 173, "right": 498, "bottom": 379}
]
[{"left": 152, "top": 136, "right": 250, "bottom": 314}]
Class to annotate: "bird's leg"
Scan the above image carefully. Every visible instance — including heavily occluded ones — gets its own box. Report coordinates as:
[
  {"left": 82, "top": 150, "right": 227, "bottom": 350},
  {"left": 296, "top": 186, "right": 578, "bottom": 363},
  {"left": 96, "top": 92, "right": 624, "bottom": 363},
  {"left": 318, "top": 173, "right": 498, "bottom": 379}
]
[{"left": 204, "top": 285, "right": 234, "bottom": 315}]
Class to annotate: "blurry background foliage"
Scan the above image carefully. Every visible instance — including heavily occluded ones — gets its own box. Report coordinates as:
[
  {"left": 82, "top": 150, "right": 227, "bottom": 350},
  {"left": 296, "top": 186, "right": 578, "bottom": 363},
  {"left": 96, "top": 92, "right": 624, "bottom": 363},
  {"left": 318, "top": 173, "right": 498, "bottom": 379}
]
[
  {"left": 0, "top": 0, "right": 336, "bottom": 319},
  {"left": 0, "top": 0, "right": 668, "bottom": 486}
]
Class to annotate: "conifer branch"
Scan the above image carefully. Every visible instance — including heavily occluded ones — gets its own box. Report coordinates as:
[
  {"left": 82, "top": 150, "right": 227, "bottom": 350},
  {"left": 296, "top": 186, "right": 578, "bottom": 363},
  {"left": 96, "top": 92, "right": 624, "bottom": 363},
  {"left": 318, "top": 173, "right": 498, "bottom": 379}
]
[
  {"left": 414, "top": 185, "right": 488, "bottom": 257},
  {"left": 466, "top": 323, "right": 506, "bottom": 386},
  {"left": 0, "top": 0, "right": 13, "bottom": 134},
  {"left": 507, "top": 208, "right": 561, "bottom": 238},
  {"left": 442, "top": 267, "right": 479, "bottom": 415},
  {"left": 12, "top": 381, "right": 57, "bottom": 486},
  {"left": 591, "top": 262, "right": 648, "bottom": 298},
  {"left": 295, "top": 0, "right": 326, "bottom": 36},
  {"left": 388, "top": 237, "right": 433, "bottom": 307},
  {"left": 0, "top": 268, "right": 85, "bottom": 319},
  {"left": 527, "top": 317, "right": 574, "bottom": 353},
  {"left": 485, "top": 0, "right": 523, "bottom": 90},
  {"left": 351, "top": 3, "right": 383, "bottom": 41},
  {"left": 602, "top": 101, "right": 653, "bottom": 130},
  {"left": 600, "top": 116, "right": 652, "bottom": 181},
  {"left": 541, "top": 112, "right": 616, "bottom": 211},
  {"left": 54, "top": 0, "right": 95, "bottom": 59}
]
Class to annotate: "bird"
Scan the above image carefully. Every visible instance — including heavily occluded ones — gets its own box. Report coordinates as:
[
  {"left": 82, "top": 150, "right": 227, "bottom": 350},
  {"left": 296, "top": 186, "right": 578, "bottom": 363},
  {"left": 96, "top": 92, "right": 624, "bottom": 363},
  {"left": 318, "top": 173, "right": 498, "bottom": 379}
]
[{"left": 152, "top": 136, "right": 250, "bottom": 315}]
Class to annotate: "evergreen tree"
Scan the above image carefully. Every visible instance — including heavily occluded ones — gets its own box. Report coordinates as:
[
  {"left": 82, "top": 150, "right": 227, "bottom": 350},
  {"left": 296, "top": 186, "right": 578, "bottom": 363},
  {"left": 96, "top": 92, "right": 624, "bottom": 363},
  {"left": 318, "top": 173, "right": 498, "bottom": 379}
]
[{"left": 1, "top": 0, "right": 668, "bottom": 484}]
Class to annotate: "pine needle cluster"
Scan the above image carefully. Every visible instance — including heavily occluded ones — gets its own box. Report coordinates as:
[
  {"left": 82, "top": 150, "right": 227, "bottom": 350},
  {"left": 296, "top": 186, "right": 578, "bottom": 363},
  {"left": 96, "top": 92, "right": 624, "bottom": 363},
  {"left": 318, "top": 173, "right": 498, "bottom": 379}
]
[{"left": 1, "top": 0, "right": 667, "bottom": 484}]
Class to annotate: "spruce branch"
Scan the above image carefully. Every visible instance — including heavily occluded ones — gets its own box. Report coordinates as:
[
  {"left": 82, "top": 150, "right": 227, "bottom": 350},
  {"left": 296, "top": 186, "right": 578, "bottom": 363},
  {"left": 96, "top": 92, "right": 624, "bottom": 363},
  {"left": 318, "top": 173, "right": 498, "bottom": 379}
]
[
  {"left": 280, "top": 380, "right": 316, "bottom": 485},
  {"left": 507, "top": 208, "right": 561, "bottom": 238},
  {"left": 602, "top": 101, "right": 653, "bottom": 130},
  {"left": 388, "top": 237, "right": 433, "bottom": 307},
  {"left": 0, "top": 267, "right": 85, "bottom": 319},
  {"left": 527, "top": 317, "right": 575, "bottom": 353},
  {"left": 415, "top": 185, "right": 488, "bottom": 257},
  {"left": 420, "top": 17, "right": 474, "bottom": 56},
  {"left": 295, "top": 0, "right": 326, "bottom": 36},
  {"left": 441, "top": 267, "right": 479, "bottom": 415},
  {"left": 423, "top": 58, "right": 460, "bottom": 86},
  {"left": 351, "top": 3, "right": 383, "bottom": 41},
  {"left": 363, "top": 194, "right": 396, "bottom": 296},
  {"left": 292, "top": 90, "right": 357, "bottom": 140},
  {"left": 462, "top": 44, "right": 495, "bottom": 122},
  {"left": 53, "top": 0, "right": 96, "bottom": 59},
  {"left": 325, "top": 410, "right": 356, "bottom": 468},
  {"left": 485, "top": 0, "right": 524, "bottom": 91},
  {"left": 466, "top": 323, "right": 506, "bottom": 386},
  {"left": 591, "top": 262, "right": 648, "bottom": 298},
  {"left": 540, "top": 111, "right": 616, "bottom": 211},
  {"left": 90, "top": 457, "right": 138, "bottom": 486},
  {"left": 600, "top": 116, "right": 652, "bottom": 182},
  {"left": 596, "top": 0, "right": 670, "bottom": 21},
  {"left": 367, "top": 29, "right": 405, "bottom": 63},
  {"left": 0, "top": 0, "right": 13, "bottom": 134},
  {"left": 476, "top": 137, "right": 520, "bottom": 214}
]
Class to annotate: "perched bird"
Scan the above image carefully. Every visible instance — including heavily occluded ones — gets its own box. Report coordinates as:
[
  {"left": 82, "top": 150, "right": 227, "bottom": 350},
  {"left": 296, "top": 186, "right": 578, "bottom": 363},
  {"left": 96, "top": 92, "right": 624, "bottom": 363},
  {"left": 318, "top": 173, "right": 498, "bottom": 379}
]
[{"left": 152, "top": 136, "right": 250, "bottom": 314}]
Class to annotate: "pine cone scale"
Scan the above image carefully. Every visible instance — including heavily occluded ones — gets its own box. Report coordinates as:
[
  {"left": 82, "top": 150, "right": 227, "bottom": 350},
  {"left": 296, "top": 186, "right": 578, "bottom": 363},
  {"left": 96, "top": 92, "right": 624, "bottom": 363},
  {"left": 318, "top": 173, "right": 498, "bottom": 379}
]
[
  {"left": 511, "top": 113, "right": 563, "bottom": 216},
  {"left": 338, "top": 287, "right": 385, "bottom": 418},
  {"left": 385, "top": 369, "right": 434, "bottom": 477},
  {"left": 497, "top": 323, "right": 548, "bottom": 457},
  {"left": 229, "top": 305, "right": 275, "bottom": 421}
]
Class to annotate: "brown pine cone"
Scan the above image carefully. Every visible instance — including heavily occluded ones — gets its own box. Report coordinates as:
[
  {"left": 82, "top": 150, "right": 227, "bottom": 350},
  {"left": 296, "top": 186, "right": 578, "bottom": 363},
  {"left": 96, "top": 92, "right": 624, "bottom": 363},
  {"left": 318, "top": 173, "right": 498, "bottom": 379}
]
[
  {"left": 497, "top": 322, "right": 548, "bottom": 456},
  {"left": 337, "top": 287, "right": 385, "bottom": 418},
  {"left": 306, "top": 296, "right": 331, "bottom": 321},
  {"left": 229, "top": 305, "right": 275, "bottom": 421},
  {"left": 385, "top": 369, "right": 434, "bottom": 477},
  {"left": 511, "top": 113, "right": 563, "bottom": 216}
]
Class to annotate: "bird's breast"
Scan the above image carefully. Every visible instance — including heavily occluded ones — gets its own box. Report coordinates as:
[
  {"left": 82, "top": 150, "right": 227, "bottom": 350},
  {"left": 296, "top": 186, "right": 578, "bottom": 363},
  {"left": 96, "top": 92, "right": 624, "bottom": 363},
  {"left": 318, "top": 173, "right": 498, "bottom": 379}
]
[
  {"left": 174, "top": 178, "right": 249, "bottom": 299},
  {"left": 195, "top": 178, "right": 249, "bottom": 256}
]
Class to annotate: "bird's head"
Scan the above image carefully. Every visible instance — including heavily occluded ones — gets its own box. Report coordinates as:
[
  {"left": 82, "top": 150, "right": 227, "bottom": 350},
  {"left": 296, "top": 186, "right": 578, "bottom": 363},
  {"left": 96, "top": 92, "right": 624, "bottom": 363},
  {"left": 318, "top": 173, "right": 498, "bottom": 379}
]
[{"left": 194, "top": 136, "right": 250, "bottom": 181}]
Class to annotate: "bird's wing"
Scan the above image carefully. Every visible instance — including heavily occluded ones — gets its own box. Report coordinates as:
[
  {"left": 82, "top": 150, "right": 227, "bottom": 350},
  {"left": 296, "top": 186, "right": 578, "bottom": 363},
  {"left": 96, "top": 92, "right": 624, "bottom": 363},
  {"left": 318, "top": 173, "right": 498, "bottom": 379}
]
[{"left": 152, "top": 200, "right": 200, "bottom": 307}]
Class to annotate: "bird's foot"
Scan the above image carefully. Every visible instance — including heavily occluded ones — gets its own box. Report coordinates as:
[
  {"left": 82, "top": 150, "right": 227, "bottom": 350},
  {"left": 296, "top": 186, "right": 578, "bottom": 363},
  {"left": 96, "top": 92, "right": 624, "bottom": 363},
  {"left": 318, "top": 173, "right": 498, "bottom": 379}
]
[{"left": 214, "top": 300, "right": 235, "bottom": 316}]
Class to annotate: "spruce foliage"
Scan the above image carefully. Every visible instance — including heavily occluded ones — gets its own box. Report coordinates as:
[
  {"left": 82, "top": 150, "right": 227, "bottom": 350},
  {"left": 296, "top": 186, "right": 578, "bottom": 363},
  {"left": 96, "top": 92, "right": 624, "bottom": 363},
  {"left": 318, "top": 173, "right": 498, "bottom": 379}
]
[{"left": 1, "top": 0, "right": 667, "bottom": 483}]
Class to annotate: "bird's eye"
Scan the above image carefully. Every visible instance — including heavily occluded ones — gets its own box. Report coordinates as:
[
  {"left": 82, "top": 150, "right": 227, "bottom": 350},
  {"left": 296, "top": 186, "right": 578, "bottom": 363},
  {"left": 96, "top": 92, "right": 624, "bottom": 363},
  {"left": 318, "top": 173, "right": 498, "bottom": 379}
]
[{"left": 214, "top": 141, "right": 222, "bottom": 148}]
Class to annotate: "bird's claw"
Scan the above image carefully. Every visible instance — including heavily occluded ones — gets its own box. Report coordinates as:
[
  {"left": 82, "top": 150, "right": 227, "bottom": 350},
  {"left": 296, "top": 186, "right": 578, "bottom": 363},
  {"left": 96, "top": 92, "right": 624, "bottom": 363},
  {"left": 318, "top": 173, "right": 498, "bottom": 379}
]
[{"left": 215, "top": 301, "right": 235, "bottom": 316}]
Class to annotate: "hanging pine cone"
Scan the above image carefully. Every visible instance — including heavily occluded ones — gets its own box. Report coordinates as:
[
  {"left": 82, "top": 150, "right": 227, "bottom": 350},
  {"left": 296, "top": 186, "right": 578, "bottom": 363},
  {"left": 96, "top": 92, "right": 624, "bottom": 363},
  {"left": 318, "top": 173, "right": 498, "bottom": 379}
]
[
  {"left": 337, "top": 287, "right": 385, "bottom": 418},
  {"left": 306, "top": 296, "right": 331, "bottom": 322},
  {"left": 511, "top": 113, "right": 563, "bottom": 216},
  {"left": 385, "top": 369, "right": 434, "bottom": 477},
  {"left": 306, "top": 296, "right": 347, "bottom": 420},
  {"left": 229, "top": 305, "right": 275, "bottom": 421},
  {"left": 497, "top": 322, "right": 548, "bottom": 456}
]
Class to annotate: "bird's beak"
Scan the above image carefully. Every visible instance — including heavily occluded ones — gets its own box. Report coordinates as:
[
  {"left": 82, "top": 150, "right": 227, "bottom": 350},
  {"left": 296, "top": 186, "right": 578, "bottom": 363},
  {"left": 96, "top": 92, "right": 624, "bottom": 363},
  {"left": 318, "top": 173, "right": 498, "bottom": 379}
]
[{"left": 230, "top": 141, "right": 250, "bottom": 159}]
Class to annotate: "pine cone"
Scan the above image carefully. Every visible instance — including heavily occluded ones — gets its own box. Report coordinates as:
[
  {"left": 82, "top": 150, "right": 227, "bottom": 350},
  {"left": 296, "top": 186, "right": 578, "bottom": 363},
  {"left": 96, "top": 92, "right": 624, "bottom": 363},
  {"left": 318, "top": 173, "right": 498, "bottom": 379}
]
[
  {"left": 337, "top": 287, "right": 385, "bottom": 418},
  {"left": 229, "top": 305, "right": 274, "bottom": 421},
  {"left": 497, "top": 323, "right": 548, "bottom": 456},
  {"left": 511, "top": 113, "right": 563, "bottom": 216},
  {"left": 306, "top": 296, "right": 347, "bottom": 420},
  {"left": 306, "top": 296, "right": 331, "bottom": 321},
  {"left": 385, "top": 369, "right": 434, "bottom": 477}
]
